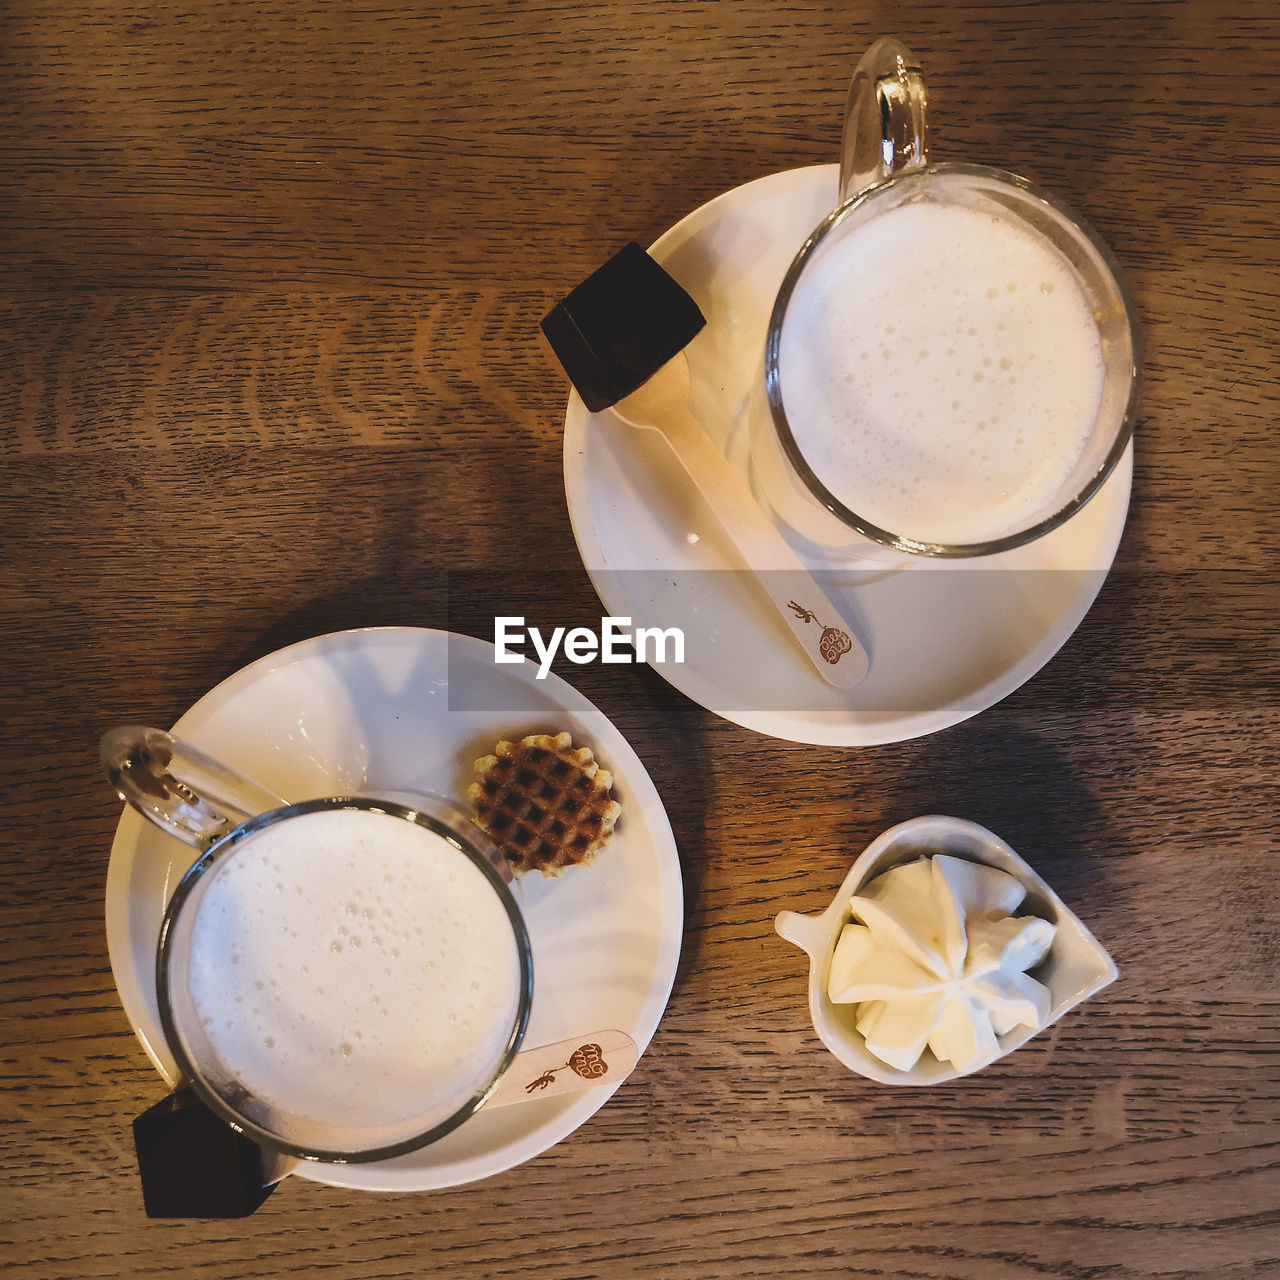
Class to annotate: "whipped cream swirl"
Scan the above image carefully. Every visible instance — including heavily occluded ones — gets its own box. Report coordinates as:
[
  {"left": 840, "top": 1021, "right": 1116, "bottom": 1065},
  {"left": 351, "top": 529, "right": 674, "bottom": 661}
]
[{"left": 827, "top": 854, "right": 1057, "bottom": 1073}]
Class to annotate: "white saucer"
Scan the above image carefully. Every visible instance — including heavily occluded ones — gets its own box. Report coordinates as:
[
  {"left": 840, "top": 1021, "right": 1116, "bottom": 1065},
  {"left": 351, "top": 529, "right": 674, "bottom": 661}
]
[
  {"left": 562, "top": 164, "right": 1132, "bottom": 745},
  {"left": 104, "top": 627, "right": 683, "bottom": 1192}
]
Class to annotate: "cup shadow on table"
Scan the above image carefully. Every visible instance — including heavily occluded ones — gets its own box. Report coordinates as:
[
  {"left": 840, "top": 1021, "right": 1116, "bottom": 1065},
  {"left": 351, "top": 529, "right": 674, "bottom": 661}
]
[{"left": 877, "top": 718, "right": 1136, "bottom": 954}]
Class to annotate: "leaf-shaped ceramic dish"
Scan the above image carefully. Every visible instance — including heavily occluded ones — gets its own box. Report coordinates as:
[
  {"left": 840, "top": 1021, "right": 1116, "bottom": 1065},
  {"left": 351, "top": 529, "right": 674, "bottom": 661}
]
[{"left": 774, "top": 815, "right": 1117, "bottom": 1085}]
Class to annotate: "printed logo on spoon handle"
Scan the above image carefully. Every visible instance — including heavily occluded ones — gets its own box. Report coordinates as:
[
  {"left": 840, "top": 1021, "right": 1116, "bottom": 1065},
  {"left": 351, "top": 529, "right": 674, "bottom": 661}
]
[{"left": 484, "top": 1030, "right": 639, "bottom": 1109}]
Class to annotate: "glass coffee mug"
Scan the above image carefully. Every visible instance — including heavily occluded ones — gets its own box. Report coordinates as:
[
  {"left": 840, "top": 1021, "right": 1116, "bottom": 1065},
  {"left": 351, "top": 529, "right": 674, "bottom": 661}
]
[
  {"left": 102, "top": 725, "right": 533, "bottom": 1164},
  {"left": 746, "top": 38, "right": 1143, "bottom": 559}
]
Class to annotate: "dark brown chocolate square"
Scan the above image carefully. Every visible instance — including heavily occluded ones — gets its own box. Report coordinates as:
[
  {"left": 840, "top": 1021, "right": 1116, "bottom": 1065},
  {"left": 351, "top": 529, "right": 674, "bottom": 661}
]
[
  {"left": 541, "top": 242, "right": 706, "bottom": 411},
  {"left": 132, "top": 1090, "right": 275, "bottom": 1218}
]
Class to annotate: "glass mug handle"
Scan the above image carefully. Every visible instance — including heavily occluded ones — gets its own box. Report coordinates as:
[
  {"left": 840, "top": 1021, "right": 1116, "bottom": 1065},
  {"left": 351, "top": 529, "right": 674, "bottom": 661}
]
[
  {"left": 101, "top": 725, "right": 288, "bottom": 852},
  {"left": 838, "top": 36, "right": 930, "bottom": 202}
]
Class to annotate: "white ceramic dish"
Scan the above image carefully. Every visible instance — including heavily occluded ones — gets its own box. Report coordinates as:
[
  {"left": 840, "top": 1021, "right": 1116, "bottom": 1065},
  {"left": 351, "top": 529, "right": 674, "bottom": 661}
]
[
  {"left": 104, "top": 627, "right": 684, "bottom": 1191},
  {"left": 561, "top": 165, "right": 1132, "bottom": 746},
  {"left": 774, "top": 815, "right": 1117, "bottom": 1085}
]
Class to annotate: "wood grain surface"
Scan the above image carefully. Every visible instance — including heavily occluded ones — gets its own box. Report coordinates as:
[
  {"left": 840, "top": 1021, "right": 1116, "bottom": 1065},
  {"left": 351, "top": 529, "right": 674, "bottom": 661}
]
[{"left": 2, "top": 1, "right": 1277, "bottom": 1277}]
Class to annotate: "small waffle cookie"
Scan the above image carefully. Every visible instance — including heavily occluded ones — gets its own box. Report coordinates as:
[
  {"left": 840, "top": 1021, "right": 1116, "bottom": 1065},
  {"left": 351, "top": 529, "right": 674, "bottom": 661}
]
[{"left": 469, "top": 731, "right": 621, "bottom": 876}]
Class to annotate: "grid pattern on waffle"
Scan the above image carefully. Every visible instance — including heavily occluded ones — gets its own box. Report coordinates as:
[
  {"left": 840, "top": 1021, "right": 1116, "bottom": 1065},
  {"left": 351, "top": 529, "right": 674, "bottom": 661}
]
[{"left": 469, "top": 732, "right": 621, "bottom": 876}]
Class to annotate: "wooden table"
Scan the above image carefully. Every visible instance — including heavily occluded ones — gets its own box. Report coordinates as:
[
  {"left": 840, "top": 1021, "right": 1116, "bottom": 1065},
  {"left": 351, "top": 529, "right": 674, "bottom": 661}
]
[{"left": 3, "top": 2, "right": 1276, "bottom": 1276}]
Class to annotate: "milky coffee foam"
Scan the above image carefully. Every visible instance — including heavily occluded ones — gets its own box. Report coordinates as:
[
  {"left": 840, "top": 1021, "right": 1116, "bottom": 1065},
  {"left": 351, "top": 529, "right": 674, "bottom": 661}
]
[
  {"left": 778, "top": 197, "right": 1106, "bottom": 546},
  {"left": 185, "top": 808, "right": 522, "bottom": 1134}
]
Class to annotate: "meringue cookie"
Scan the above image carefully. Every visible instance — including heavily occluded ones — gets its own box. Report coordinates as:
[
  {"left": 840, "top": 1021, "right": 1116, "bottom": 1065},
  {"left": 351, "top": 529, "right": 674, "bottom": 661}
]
[{"left": 827, "top": 854, "right": 1056, "bottom": 1073}]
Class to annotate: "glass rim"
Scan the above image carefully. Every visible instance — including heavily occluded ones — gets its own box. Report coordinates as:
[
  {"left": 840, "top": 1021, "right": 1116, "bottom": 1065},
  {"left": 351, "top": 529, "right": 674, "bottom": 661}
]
[
  {"left": 764, "top": 161, "right": 1144, "bottom": 558},
  {"left": 155, "top": 793, "right": 534, "bottom": 1165}
]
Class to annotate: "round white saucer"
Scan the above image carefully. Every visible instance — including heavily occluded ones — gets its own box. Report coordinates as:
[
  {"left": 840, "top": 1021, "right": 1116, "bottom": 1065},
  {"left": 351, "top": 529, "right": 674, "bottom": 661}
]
[
  {"left": 104, "top": 627, "right": 683, "bottom": 1192},
  {"left": 561, "top": 164, "right": 1132, "bottom": 746}
]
